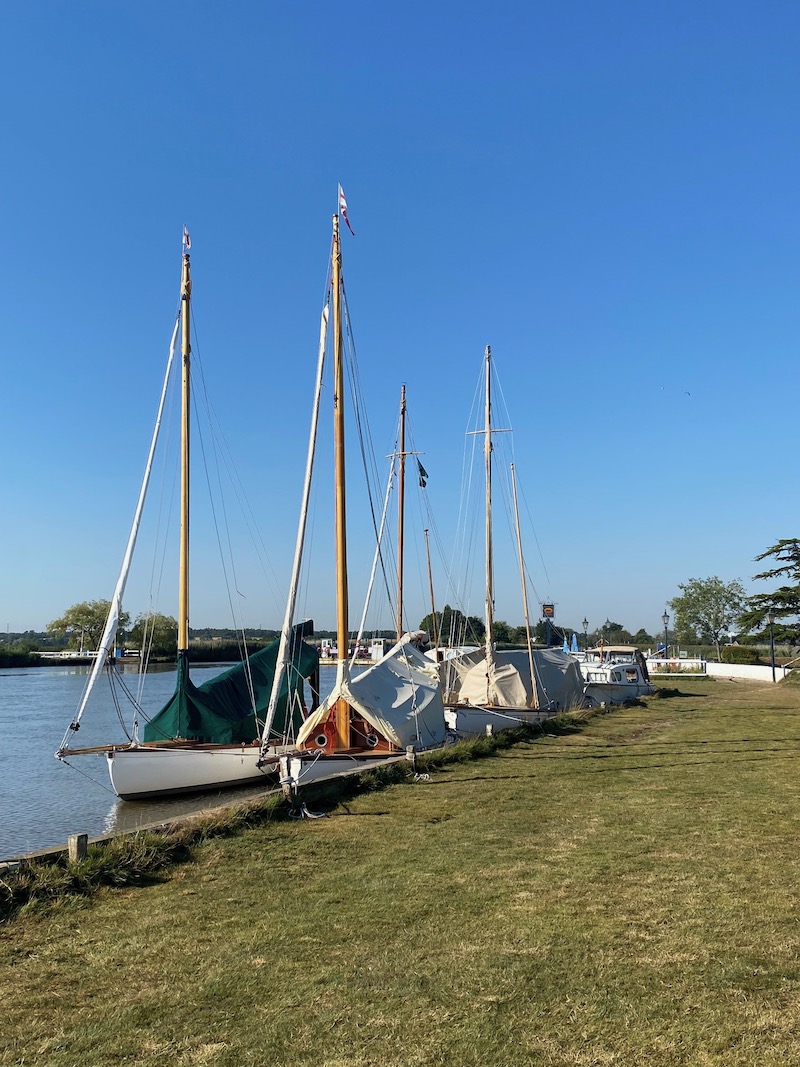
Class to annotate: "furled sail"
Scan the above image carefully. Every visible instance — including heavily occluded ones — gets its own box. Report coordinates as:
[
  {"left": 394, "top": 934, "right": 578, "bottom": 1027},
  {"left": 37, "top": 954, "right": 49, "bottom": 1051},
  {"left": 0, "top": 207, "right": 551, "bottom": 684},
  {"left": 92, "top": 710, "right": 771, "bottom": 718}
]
[{"left": 259, "top": 305, "right": 329, "bottom": 755}]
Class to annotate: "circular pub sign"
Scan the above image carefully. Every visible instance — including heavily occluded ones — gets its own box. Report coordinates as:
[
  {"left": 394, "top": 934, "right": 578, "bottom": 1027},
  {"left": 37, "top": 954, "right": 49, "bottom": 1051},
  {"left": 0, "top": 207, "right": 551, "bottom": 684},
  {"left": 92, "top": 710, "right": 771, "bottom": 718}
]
[{"left": 542, "top": 603, "right": 555, "bottom": 619}]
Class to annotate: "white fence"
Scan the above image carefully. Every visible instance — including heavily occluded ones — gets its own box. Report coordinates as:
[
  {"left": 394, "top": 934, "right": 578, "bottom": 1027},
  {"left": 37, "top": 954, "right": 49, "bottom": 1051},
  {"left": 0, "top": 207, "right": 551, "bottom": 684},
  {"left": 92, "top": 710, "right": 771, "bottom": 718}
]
[
  {"left": 648, "top": 658, "right": 706, "bottom": 676},
  {"left": 649, "top": 658, "right": 791, "bottom": 684}
]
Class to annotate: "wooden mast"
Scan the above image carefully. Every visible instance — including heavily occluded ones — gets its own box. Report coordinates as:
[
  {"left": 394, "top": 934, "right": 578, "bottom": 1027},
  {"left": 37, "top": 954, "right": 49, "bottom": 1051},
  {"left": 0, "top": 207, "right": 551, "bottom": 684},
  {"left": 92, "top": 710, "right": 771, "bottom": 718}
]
[
  {"left": 510, "top": 462, "right": 539, "bottom": 708},
  {"left": 396, "top": 384, "right": 406, "bottom": 640},
  {"left": 424, "top": 527, "right": 440, "bottom": 654},
  {"left": 332, "top": 213, "right": 351, "bottom": 749},
  {"left": 483, "top": 345, "right": 494, "bottom": 689},
  {"left": 178, "top": 249, "right": 191, "bottom": 654}
]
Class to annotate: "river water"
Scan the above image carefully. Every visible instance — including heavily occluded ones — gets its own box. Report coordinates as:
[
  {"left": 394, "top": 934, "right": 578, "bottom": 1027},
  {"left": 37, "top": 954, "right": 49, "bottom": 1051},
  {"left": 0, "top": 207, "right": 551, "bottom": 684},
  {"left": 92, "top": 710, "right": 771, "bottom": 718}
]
[{"left": 0, "top": 662, "right": 341, "bottom": 861}]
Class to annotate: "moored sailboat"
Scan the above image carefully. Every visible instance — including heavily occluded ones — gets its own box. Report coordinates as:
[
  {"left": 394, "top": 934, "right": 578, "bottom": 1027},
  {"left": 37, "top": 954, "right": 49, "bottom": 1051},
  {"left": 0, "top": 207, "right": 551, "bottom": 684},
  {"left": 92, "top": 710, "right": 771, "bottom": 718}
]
[
  {"left": 277, "top": 205, "right": 448, "bottom": 794},
  {"left": 441, "top": 346, "right": 584, "bottom": 737},
  {"left": 56, "top": 237, "right": 318, "bottom": 800}
]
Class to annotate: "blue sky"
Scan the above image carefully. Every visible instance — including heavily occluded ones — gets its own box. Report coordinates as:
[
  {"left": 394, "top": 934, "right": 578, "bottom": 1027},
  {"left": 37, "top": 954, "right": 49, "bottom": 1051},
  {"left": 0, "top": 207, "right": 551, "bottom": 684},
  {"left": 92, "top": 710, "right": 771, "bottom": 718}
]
[{"left": 2, "top": 0, "right": 798, "bottom": 638}]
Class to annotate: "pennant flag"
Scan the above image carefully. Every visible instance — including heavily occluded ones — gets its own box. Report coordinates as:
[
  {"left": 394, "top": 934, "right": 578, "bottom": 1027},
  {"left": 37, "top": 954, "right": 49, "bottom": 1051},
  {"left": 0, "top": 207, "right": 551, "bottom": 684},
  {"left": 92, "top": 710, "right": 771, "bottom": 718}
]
[
  {"left": 338, "top": 183, "right": 355, "bottom": 235},
  {"left": 183, "top": 226, "right": 191, "bottom": 250},
  {"left": 417, "top": 460, "right": 429, "bottom": 488}
]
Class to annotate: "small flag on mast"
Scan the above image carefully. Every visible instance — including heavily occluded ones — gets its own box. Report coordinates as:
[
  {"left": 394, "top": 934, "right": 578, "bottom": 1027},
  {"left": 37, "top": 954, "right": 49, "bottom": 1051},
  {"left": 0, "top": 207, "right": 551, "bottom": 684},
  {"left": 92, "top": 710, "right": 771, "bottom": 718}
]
[
  {"left": 183, "top": 227, "right": 191, "bottom": 250},
  {"left": 338, "top": 184, "right": 355, "bottom": 235},
  {"left": 417, "top": 460, "right": 429, "bottom": 488}
]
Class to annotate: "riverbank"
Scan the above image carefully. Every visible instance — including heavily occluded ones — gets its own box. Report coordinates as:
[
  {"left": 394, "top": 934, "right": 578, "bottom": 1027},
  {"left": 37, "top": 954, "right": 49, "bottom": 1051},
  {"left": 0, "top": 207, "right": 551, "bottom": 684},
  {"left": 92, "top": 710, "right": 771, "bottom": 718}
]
[{"left": 4, "top": 678, "right": 800, "bottom": 1064}]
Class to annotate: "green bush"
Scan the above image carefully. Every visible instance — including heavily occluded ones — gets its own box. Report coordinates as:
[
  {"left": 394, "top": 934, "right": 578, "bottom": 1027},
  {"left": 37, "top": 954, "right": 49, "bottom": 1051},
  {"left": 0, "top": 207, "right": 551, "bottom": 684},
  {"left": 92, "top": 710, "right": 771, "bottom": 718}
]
[
  {"left": 0, "top": 648, "right": 40, "bottom": 667},
  {"left": 720, "top": 645, "right": 761, "bottom": 665}
]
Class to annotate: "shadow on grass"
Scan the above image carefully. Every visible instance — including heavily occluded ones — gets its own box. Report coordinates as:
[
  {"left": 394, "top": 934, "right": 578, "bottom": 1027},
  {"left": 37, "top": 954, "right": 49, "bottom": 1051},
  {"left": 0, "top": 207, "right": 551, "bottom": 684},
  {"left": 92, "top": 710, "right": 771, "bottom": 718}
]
[{"left": 650, "top": 688, "right": 710, "bottom": 699}]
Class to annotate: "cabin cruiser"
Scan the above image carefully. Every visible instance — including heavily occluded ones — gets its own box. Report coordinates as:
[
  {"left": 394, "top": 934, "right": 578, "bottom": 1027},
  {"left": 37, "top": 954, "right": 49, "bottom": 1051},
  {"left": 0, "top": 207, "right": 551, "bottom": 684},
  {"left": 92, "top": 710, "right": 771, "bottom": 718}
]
[{"left": 572, "top": 645, "right": 654, "bottom": 705}]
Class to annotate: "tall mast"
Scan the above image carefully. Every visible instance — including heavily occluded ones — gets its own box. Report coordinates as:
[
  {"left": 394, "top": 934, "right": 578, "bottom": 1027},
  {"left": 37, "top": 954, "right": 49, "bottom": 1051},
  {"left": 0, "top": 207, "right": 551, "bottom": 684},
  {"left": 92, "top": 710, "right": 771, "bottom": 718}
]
[
  {"left": 484, "top": 345, "right": 494, "bottom": 666},
  {"left": 511, "top": 463, "right": 538, "bottom": 709},
  {"left": 178, "top": 251, "right": 191, "bottom": 653},
  {"left": 424, "top": 527, "right": 439, "bottom": 653},
  {"left": 396, "top": 384, "right": 406, "bottom": 639},
  {"left": 332, "top": 213, "right": 351, "bottom": 749}
]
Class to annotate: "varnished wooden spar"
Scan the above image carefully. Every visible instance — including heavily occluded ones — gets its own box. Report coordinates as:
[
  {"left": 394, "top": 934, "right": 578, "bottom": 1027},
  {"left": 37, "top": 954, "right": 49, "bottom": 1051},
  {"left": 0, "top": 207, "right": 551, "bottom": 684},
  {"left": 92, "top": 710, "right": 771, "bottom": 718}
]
[
  {"left": 483, "top": 345, "right": 494, "bottom": 694},
  {"left": 511, "top": 462, "right": 539, "bottom": 709},
  {"left": 179, "top": 251, "right": 191, "bottom": 655},
  {"left": 396, "top": 384, "right": 406, "bottom": 640},
  {"left": 331, "top": 214, "right": 351, "bottom": 751},
  {"left": 62, "top": 740, "right": 267, "bottom": 756}
]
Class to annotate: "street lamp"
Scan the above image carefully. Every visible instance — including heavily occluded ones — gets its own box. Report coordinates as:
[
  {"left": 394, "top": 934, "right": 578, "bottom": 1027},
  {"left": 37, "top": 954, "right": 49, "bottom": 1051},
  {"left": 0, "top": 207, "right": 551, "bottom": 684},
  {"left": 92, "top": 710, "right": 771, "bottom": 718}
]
[
  {"left": 767, "top": 607, "right": 776, "bottom": 683},
  {"left": 662, "top": 610, "right": 669, "bottom": 660},
  {"left": 582, "top": 617, "right": 589, "bottom": 650}
]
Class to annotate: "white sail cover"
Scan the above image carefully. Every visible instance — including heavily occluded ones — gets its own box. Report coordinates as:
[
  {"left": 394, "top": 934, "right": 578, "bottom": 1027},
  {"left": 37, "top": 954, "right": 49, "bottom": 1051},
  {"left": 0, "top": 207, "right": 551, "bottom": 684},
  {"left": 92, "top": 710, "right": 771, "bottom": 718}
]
[
  {"left": 298, "top": 633, "right": 447, "bottom": 751},
  {"left": 446, "top": 647, "right": 585, "bottom": 711}
]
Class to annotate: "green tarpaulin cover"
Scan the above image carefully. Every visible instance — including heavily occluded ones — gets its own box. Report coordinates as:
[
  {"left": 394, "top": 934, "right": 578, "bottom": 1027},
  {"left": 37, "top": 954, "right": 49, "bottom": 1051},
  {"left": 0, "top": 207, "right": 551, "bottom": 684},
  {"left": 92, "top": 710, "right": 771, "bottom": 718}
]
[{"left": 143, "top": 633, "right": 318, "bottom": 745}]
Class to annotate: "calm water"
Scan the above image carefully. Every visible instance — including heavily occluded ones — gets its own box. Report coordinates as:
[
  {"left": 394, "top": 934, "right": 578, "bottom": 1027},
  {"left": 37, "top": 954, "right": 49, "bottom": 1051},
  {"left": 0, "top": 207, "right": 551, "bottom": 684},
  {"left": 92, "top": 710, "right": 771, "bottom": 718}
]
[{"left": 0, "top": 662, "right": 340, "bottom": 861}]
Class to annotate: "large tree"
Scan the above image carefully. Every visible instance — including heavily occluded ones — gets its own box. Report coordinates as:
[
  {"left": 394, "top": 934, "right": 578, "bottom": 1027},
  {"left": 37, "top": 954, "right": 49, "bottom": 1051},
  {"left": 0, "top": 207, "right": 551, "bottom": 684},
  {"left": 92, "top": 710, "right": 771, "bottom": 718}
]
[
  {"left": 128, "top": 612, "right": 178, "bottom": 657},
  {"left": 669, "top": 576, "right": 747, "bottom": 660},
  {"left": 47, "top": 600, "right": 129, "bottom": 650},
  {"left": 739, "top": 539, "right": 800, "bottom": 644}
]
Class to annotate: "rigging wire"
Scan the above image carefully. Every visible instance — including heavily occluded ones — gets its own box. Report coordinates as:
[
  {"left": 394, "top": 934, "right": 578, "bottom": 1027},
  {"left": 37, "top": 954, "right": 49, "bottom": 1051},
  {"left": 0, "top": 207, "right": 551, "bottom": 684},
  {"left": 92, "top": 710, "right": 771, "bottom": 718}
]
[{"left": 340, "top": 275, "right": 396, "bottom": 628}]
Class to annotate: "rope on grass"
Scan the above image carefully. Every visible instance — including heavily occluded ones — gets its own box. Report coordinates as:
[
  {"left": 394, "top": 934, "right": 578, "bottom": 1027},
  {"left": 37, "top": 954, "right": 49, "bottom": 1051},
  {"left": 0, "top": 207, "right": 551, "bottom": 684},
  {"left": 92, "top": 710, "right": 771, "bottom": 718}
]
[{"left": 288, "top": 802, "right": 327, "bottom": 820}]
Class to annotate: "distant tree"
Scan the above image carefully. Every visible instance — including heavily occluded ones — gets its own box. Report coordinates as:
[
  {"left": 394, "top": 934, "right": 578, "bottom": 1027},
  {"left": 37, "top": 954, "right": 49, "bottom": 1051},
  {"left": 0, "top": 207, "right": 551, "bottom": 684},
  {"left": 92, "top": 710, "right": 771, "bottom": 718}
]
[
  {"left": 491, "top": 620, "right": 513, "bottom": 643},
  {"left": 669, "top": 577, "right": 748, "bottom": 661},
  {"left": 533, "top": 619, "right": 564, "bottom": 646},
  {"left": 739, "top": 539, "right": 800, "bottom": 645},
  {"left": 598, "top": 619, "right": 632, "bottom": 641},
  {"left": 47, "top": 600, "right": 129, "bottom": 651},
  {"left": 419, "top": 604, "right": 485, "bottom": 646},
  {"left": 632, "top": 628, "right": 654, "bottom": 646},
  {"left": 129, "top": 612, "right": 178, "bottom": 657}
]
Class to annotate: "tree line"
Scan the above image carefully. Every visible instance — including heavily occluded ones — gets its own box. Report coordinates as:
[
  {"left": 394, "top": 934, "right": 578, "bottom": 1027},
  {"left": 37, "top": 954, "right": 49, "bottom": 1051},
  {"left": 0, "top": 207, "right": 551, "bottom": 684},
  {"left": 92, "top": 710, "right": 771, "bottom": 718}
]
[{"left": 14, "top": 538, "right": 800, "bottom": 663}]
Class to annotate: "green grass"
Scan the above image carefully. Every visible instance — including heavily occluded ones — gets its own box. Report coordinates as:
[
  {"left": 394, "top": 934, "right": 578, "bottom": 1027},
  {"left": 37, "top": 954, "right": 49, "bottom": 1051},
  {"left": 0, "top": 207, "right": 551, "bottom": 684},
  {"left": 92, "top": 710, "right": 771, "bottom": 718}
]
[{"left": 3, "top": 679, "right": 800, "bottom": 1066}]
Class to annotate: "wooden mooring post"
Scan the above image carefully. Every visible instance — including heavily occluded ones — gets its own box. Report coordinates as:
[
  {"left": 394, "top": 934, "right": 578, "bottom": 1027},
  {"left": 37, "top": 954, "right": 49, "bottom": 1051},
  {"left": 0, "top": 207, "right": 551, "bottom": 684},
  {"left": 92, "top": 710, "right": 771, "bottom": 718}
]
[{"left": 68, "top": 833, "right": 88, "bottom": 863}]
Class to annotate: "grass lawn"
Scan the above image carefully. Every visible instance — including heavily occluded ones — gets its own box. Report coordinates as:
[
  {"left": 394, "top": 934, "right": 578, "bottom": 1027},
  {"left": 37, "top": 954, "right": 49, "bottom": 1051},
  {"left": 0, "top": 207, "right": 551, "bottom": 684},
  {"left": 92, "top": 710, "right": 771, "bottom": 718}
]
[{"left": 3, "top": 678, "right": 800, "bottom": 1066}]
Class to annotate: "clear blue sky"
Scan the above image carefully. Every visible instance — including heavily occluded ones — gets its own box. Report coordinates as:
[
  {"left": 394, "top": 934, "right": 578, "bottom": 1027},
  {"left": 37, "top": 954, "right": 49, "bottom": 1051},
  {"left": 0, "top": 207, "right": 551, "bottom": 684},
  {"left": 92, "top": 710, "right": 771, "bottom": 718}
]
[{"left": 2, "top": 0, "right": 798, "bottom": 638}]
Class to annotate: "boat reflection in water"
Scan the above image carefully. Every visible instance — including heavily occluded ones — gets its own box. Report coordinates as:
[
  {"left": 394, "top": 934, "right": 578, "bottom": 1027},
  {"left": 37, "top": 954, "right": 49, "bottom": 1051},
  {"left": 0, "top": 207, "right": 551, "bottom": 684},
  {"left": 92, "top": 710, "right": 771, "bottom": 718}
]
[{"left": 102, "top": 779, "right": 275, "bottom": 839}]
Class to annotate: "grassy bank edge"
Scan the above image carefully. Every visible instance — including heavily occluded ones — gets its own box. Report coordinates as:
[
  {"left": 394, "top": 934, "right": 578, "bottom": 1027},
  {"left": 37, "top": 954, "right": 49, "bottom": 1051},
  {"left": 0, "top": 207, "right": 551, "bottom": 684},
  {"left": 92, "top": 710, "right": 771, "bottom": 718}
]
[{"left": 0, "top": 699, "right": 644, "bottom": 924}]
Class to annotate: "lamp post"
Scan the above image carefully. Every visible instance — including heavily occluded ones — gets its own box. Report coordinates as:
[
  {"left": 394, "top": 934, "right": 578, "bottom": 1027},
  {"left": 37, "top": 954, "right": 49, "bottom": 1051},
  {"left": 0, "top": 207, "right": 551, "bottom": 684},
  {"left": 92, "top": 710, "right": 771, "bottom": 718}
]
[
  {"left": 767, "top": 608, "right": 776, "bottom": 683},
  {"left": 582, "top": 617, "right": 589, "bottom": 650},
  {"left": 662, "top": 610, "right": 669, "bottom": 661}
]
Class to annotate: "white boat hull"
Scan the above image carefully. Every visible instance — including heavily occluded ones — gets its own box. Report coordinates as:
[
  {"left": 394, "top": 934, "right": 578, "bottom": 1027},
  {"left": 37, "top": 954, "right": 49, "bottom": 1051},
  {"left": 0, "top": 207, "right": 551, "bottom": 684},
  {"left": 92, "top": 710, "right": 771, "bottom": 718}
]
[
  {"left": 445, "top": 705, "right": 557, "bottom": 739},
  {"left": 106, "top": 744, "right": 295, "bottom": 800},
  {"left": 279, "top": 752, "right": 410, "bottom": 792},
  {"left": 583, "top": 681, "right": 654, "bottom": 705}
]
